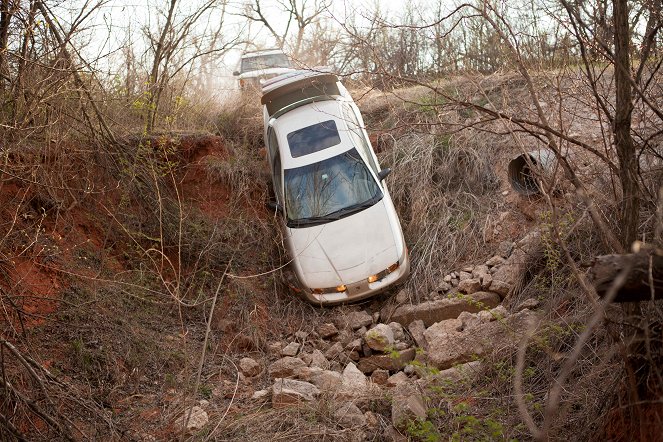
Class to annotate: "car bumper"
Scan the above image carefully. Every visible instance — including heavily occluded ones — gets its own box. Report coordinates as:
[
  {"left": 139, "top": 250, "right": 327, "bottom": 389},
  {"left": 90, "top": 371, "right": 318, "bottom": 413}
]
[{"left": 293, "top": 249, "right": 410, "bottom": 306}]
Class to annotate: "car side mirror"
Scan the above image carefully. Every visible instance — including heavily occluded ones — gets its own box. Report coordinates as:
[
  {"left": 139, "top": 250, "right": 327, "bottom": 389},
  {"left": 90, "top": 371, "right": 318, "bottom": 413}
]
[
  {"left": 232, "top": 70, "right": 240, "bottom": 76},
  {"left": 378, "top": 168, "right": 392, "bottom": 181},
  {"left": 266, "top": 200, "right": 283, "bottom": 214}
]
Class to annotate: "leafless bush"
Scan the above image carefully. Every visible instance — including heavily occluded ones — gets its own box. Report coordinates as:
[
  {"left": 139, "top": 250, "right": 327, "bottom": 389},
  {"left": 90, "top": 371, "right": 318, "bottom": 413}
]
[{"left": 383, "top": 129, "right": 499, "bottom": 300}]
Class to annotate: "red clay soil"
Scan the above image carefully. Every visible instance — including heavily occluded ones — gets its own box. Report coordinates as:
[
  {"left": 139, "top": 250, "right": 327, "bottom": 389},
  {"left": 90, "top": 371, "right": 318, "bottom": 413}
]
[{"left": 0, "top": 134, "right": 237, "bottom": 332}]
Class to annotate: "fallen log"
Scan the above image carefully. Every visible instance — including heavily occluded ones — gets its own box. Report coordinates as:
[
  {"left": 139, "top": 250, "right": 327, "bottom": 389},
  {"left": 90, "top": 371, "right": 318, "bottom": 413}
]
[{"left": 588, "top": 250, "right": 663, "bottom": 302}]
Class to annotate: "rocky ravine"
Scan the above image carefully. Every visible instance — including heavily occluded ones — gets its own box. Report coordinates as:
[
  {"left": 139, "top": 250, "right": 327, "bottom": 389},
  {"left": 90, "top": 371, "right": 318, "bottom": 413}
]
[{"left": 183, "top": 231, "right": 544, "bottom": 437}]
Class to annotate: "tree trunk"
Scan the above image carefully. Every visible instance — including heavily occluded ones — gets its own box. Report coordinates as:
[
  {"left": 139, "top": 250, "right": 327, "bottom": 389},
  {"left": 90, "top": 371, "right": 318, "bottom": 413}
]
[
  {"left": 0, "top": 0, "right": 12, "bottom": 88},
  {"left": 613, "top": 0, "right": 640, "bottom": 249},
  {"left": 147, "top": 0, "right": 178, "bottom": 133}
]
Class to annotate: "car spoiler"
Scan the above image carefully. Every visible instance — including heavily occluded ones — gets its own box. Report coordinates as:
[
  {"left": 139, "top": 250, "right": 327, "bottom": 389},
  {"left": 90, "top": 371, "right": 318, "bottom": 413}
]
[{"left": 261, "top": 69, "right": 341, "bottom": 116}]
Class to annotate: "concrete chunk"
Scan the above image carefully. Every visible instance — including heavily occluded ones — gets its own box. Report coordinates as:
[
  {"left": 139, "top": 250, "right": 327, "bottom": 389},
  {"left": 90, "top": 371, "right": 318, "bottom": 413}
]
[{"left": 391, "top": 292, "right": 501, "bottom": 327}]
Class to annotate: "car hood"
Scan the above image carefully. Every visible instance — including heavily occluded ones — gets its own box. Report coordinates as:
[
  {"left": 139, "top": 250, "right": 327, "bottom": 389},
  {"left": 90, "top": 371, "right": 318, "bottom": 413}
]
[{"left": 286, "top": 200, "right": 402, "bottom": 288}]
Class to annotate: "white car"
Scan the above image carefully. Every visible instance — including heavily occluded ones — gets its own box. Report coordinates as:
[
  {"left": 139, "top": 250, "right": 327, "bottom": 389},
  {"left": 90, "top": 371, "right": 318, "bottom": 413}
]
[
  {"left": 233, "top": 49, "right": 294, "bottom": 89},
  {"left": 261, "top": 69, "right": 410, "bottom": 305}
]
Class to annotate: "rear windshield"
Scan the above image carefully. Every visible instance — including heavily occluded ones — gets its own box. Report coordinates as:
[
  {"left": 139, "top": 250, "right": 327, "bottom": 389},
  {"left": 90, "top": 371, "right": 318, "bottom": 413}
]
[{"left": 286, "top": 120, "right": 341, "bottom": 158}]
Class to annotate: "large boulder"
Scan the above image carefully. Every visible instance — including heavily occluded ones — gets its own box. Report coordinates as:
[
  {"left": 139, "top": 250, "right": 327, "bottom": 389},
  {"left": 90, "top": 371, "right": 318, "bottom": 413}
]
[
  {"left": 272, "top": 378, "right": 320, "bottom": 407},
  {"left": 424, "top": 309, "right": 540, "bottom": 370},
  {"left": 390, "top": 292, "right": 500, "bottom": 327},
  {"left": 364, "top": 324, "right": 395, "bottom": 352}
]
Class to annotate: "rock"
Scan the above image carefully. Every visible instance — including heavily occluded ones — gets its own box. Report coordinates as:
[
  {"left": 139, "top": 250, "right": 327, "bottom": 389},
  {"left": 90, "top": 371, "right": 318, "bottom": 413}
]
[
  {"left": 443, "top": 274, "right": 452, "bottom": 283},
  {"left": 476, "top": 310, "right": 494, "bottom": 323},
  {"left": 387, "top": 371, "right": 409, "bottom": 387},
  {"left": 317, "top": 323, "right": 338, "bottom": 339},
  {"left": 422, "top": 361, "right": 482, "bottom": 384},
  {"left": 436, "top": 281, "right": 451, "bottom": 293},
  {"left": 357, "top": 348, "right": 416, "bottom": 374},
  {"left": 408, "top": 320, "right": 428, "bottom": 350},
  {"left": 345, "top": 339, "right": 362, "bottom": 352},
  {"left": 491, "top": 232, "right": 541, "bottom": 295},
  {"left": 310, "top": 349, "right": 330, "bottom": 369},
  {"left": 268, "top": 357, "right": 306, "bottom": 378},
  {"left": 272, "top": 378, "right": 320, "bottom": 407},
  {"left": 336, "top": 329, "right": 354, "bottom": 346},
  {"left": 459, "top": 271, "right": 472, "bottom": 281},
  {"left": 251, "top": 389, "right": 271, "bottom": 400},
  {"left": 388, "top": 322, "right": 405, "bottom": 341},
  {"left": 426, "top": 318, "right": 463, "bottom": 337},
  {"left": 472, "top": 265, "right": 490, "bottom": 278},
  {"left": 281, "top": 342, "right": 300, "bottom": 357},
  {"left": 365, "top": 324, "right": 395, "bottom": 352},
  {"left": 309, "top": 370, "right": 342, "bottom": 392},
  {"left": 334, "top": 401, "right": 367, "bottom": 428},
  {"left": 324, "top": 342, "right": 344, "bottom": 361},
  {"left": 345, "top": 311, "right": 373, "bottom": 330},
  {"left": 462, "top": 266, "right": 474, "bottom": 272},
  {"left": 391, "top": 292, "right": 501, "bottom": 327},
  {"left": 239, "top": 357, "right": 261, "bottom": 377},
  {"left": 458, "top": 278, "right": 482, "bottom": 294},
  {"left": 481, "top": 273, "right": 493, "bottom": 290},
  {"left": 348, "top": 350, "right": 360, "bottom": 361},
  {"left": 489, "top": 280, "right": 512, "bottom": 298},
  {"left": 372, "top": 311, "right": 380, "bottom": 324},
  {"left": 356, "top": 326, "right": 368, "bottom": 337},
  {"left": 451, "top": 278, "right": 459, "bottom": 288},
  {"left": 371, "top": 369, "right": 389, "bottom": 385},
  {"left": 384, "top": 425, "right": 409, "bottom": 442},
  {"left": 403, "top": 364, "right": 415, "bottom": 375},
  {"left": 339, "top": 362, "right": 368, "bottom": 397},
  {"left": 457, "top": 311, "right": 482, "bottom": 330},
  {"left": 424, "top": 309, "right": 540, "bottom": 369},
  {"left": 489, "top": 305, "right": 508, "bottom": 319},
  {"left": 394, "top": 342, "right": 409, "bottom": 351},
  {"left": 177, "top": 406, "right": 208, "bottom": 432},
  {"left": 391, "top": 384, "right": 427, "bottom": 430},
  {"left": 485, "top": 255, "right": 505, "bottom": 267},
  {"left": 362, "top": 343, "right": 373, "bottom": 357},
  {"left": 498, "top": 241, "right": 514, "bottom": 258},
  {"left": 516, "top": 298, "right": 540, "bottom": 312}
]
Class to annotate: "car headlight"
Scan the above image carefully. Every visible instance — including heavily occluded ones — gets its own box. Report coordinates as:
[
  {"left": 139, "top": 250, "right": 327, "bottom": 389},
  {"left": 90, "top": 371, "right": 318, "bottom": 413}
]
[{"left": 367, "top": 262, "right": 400, "bottom": 284}]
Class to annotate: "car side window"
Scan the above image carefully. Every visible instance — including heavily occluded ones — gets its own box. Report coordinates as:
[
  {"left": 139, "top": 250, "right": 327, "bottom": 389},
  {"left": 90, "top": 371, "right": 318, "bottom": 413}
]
[{"left": 342, "top": 105, "right": 380, "bottom": 175}]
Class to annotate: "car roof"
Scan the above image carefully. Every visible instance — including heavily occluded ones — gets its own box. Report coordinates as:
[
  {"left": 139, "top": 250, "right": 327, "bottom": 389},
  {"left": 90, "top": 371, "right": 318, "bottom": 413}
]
[{"left": 272, "top": 99, "right": 356, "bottom": 169}]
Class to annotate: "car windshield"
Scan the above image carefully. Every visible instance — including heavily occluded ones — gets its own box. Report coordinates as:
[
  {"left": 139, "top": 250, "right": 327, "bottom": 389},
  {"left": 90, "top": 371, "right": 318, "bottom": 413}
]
[
  {"left": 284, "top": 148, "right": 382, "bottom": 227},
  {"left": 241, "top": 53, "right": 290, "bottom": 72}
]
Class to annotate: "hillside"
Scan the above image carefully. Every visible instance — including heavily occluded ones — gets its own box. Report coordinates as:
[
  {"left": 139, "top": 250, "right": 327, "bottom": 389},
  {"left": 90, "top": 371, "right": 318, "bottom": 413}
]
[{"left": 1, "top": 71, "right": 662, "bottom": 442}]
